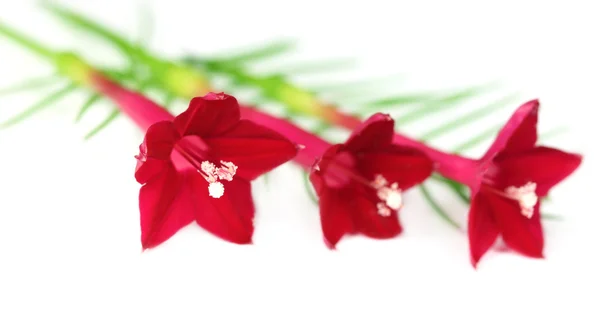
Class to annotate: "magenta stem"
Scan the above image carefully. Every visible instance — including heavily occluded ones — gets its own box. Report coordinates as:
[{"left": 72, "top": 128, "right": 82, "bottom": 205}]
[
  {"left": 91, "top": 72, "right": 174, "bottom": 131},
  {"left": 326, "top": 109, "right": 480, "bottom": 188},
  {"left": 239, "top": 107, "right": 330, "bottom": 169}
]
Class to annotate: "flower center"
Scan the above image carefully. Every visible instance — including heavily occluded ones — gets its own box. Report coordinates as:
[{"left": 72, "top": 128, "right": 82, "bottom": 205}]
[
  {"left": 371, "top": 174, "right": 403, "bottom": 217},
  {"left": 483, "top": 181, "right": 538, "bottom": 218},
  {"left": 197, "top": 160, "right": 238, "bottom": 198},
  {"left": 172, "top": 136, "right": 238, "bottom": 199},
  {"left": 317, "top": 154, "right": 403, "bottom": 217},
  {"left": 504, "top": 182, "right": 538, "bottom": 218}
]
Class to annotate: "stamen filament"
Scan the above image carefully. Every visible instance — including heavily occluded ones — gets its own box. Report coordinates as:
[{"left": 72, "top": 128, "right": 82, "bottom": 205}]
[{"left": 317, "top": 157, "right": 403, "bottom": 217}]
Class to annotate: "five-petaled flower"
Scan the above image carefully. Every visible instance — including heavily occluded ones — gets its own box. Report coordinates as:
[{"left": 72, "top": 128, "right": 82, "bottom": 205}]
[
  {"left": 134, "top": 93, "right": 298, "bottom": 249},
  {"left": 309, "top": 114, "right": 433, "bottom": 248},
  {"left": 467, "top": 100, "right": 582, "bottom": 266}
]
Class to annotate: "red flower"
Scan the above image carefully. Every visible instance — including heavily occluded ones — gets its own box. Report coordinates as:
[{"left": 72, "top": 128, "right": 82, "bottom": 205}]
[
  {"left": 309, "top": 114, "right": 433, "bottom": 248},
  {"left": 468, "top": 100, "right": 582, "bottom": 266},
  {"left": 134, "top": 93, "right": 298, "bottom": 249}
]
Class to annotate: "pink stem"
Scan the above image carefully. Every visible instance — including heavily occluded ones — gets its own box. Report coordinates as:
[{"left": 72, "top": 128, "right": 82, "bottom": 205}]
[
  {"left": 239, "top": 107, "right": 330, "bottom": 169},
  {"left": 91, "top": 72, "right": 174, "bottom": 131},
  {"left": 324, "top": 107, "right": 480, "bottom": 188}
]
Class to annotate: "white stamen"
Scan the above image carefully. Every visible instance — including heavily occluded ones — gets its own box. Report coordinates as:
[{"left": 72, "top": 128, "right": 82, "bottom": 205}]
[
  {"left": 200, "top": 161, "right": 217, "bottom": 182},
  {"left": 208, "top": 182, "right": 225, "bottom": 198},
  {"left": 198, "top": 160, "right": 238, "bottom": 198},
  {"left": 372, "top": 174, "right": 388, "bottom": 189},
  {"left": 505, "top": 182, "right": 538, "bottom": 218},
  {"left": 377, "top": 202, "right": 392, "bottom": 217},
  {"left": 372, "top": 175, "right": 403, "bottom": 216},
  {"left": 385, "top": 190, "right": 403, "bottom": 210}
]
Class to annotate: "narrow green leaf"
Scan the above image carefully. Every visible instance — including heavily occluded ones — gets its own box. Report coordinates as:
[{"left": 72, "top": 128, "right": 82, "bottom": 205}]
[
  {"left": 136, "top": 3, "right": 154, "bottom": 48},
  {"left": 540, "top": 126, "right": 569, "bottom": 141},
  {"left": 420, "top": 94, "right": 518, "bottom": 141},
  {"left": 302, "top": 170, "right": 318, "bottom": 205},
  {"left": 360, "top": 93, "right": 436, "bottom": 112},
  {"left": 311, "top": 121, "right": 331, "bottom": 136},
  {"left": 41, "top": 2, "right": 151, "bottom": 66},
  {"left": 0, "top": 83, "right": 74, "bottom": 129},
  {"left": 42, "top": 2, "right": 133, "bottom": 53},
  {"left": 306, "top": 74, "right": 405, "bottom": 94},
  {"left": 75, "top": 93, "right": 101, "bottom": 122},
  {"left": 262, "top": 173, "right": 271, "bottom": 187},
  {"left": 419, "top": 184, "right": 462, "bottom": 230},
  {"left": 0, "top": 21, "right": 56, "bottom": 59},
  {"left": 211, "top": 39, "right": 296, "bottom": 65},
  {"left": 542, "top": 213, "right": 563, "bottom": 221},
  {"left": 0, "top": 75, "right": 57, "bottom": 96},
  {"left": 453, "top": 123, "right": 502, "bottom": 153},
  {"left": 84, "top": 109, "right": 120, "bottom": 140},
  {"left": 162, "top": 92, "right": 176, "bottom": 109},
  {"left": 396, "top": 82, "right": 501, "bottom": 125},
  {"left": 431, "top": 174, "right": 470, "bottom": 204},
  {"left": 271, "top": 58, "right": 356, "bottom": 76}
]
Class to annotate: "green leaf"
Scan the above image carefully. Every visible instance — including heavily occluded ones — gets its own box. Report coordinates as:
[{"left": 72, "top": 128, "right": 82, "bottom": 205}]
[
  {"left": 0, "top": 75, "right": 57, "bottom": 96},
  {"left": 396, "top": 82, "right": 501, "bottom": 125},
  {"left": 431, "top": 174, "right": 470, "bottom": 204},
  {"left": 453, "top": 123, "right": 502, "bottom": 153},
  {"left": 360, "top": 93, "right": 437, "bottom": 112},
  {"left": 311, "top": 121, "right": 332, "bottom": 136},
  {"left": 209, "top": 39, "right": 296, "bottom": 65},
  {"left": 42, "top": 2, "right": 132, "bottom": 52},
  {"left": 0, "top": 83, "right": 75, "bottom": 129},
  {"left": 540, "top": 126, "right": 569, "bottom": 141},
  {"left": 419, "top": 183, "right": 462, "bottom": 230},
  {"left": 302, "top": 170, "right": 318, "bottom": 205},
  {"left": 0, "top": 21, "right": 57, "bottom": 59},
  {"left": 420, "top": 93, "right": 518, "bottom": 141},
  {"left": 136, "top": 3, "right": 154, "bottom": 48},
  {"left": 270, "top": 58, "right": 356, "bottom": 76},
  {"left": 542, "top": 213, "right": 563, "bottom": 221},
  {"left": 75, "top": 93, "right": 102, "bottom": 122},
  {"left": 306, "top": 74, "right": 405, "bottom": 94},
  {"left": 162, "top": 92, "right": 176, "bottom": 109},
  {"left": 41, "top": 2, "right": 149, "bottom": 66},
  {"left": 84, "top": 109, "right": 120, "bottom": 140}
]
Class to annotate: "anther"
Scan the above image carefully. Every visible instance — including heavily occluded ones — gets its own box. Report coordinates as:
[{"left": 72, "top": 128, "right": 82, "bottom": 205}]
[
  {"left": 372, "top": 174, "right": 403, "bottom": 216},
  {"left": 197, "top": 160, "right": 238, "bottom": 198},
  {"left": 505, "top": 182, "right": 538, "bottom": 218}
]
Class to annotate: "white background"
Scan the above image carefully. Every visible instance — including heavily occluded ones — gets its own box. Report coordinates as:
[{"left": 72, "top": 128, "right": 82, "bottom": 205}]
[{"left": 1, "top": 0, "right": 599, "bottom": 323}]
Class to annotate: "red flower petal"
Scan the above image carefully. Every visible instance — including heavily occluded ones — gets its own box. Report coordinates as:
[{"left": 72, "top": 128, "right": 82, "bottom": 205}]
[
  {"left": 205, "top": 120, "right": 298, "bottom": 181},
  {"left": 487, "top": 194, "right": 544, "bottom": 259},
  {"left": 349, "top": 184, "right": 403, "bottom": 239},
  {"left": 345, "top": 113, "right": 394, "bottom": 153},
  {"left": 173, "top": 93, "right": 240, "bottom": 137},
  {"left": 135, "top": 121, "right": 180, "bottom": 184},
  {"left": 139, "top": 166, "right": 195, "bottom": 249},
  {"left": 468, "top": 192, "right": 501, "bottom": 267},
  {"left": 189, "top": 174, "right": 255, "bottom": 244},
  {"left": 310, "top": 172, "right": 356, "bottom": 249},
  {"left": 482, "top": 100, "right": 539, "bottom": 162},
  {"left": 357, "top": 145, "right": 433, "bottom": 190},
  {"left": 493, "top": 146, "right": 583, "bottom": 196}
]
